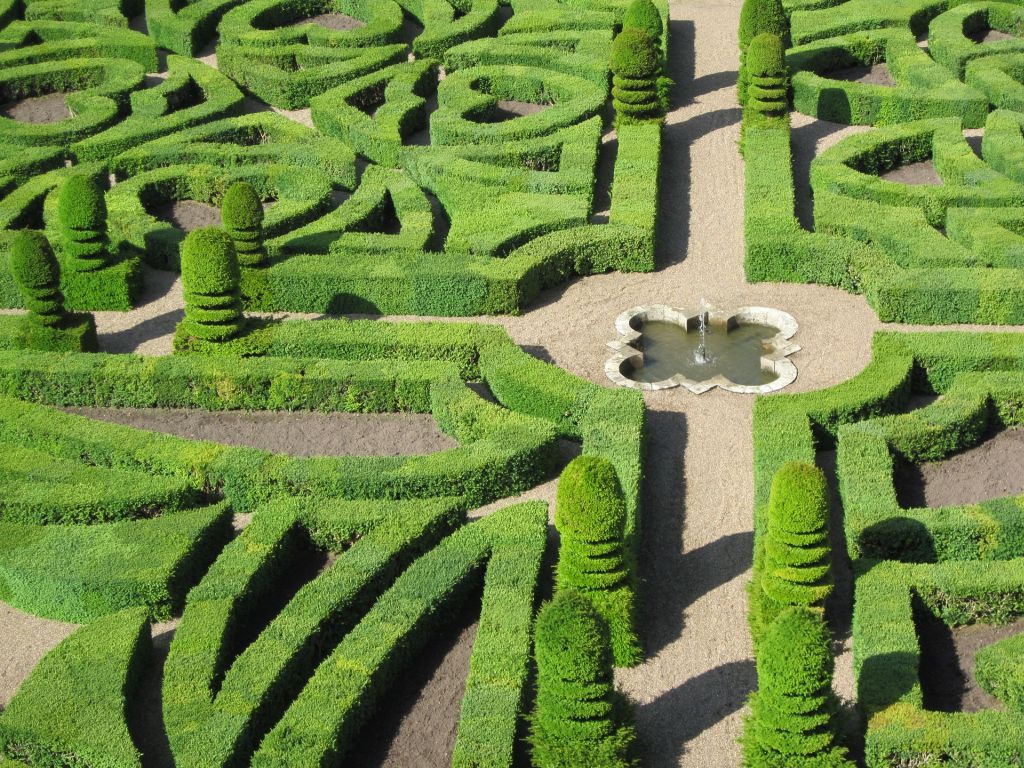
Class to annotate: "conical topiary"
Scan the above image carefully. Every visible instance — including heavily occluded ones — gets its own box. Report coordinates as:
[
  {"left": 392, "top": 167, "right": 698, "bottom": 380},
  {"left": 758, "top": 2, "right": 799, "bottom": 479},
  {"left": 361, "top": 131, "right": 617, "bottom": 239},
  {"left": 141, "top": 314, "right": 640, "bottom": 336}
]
[
  {"left": 611, "top": 27, "right": 663, "bottom": 124},
  {"left": 221, "top": 181, "right": 266, "bottom": 267},
  {"left": 738, "top": 0, "right": 788, "bottom": 104},
  {"left": 622, "top": 0, "right": 663, "bottom": 46},
  {"left": 529, "top": 591, "right": 638, "bottom": 768},
  {"left": 8, "top": 230, "right": 97, "bottom": 351},
  {"left": 57, "top": 174, "right": 110, "bottom": 272},
  {"left": 555, "top": 455, "right": 641, "bottom": 666},
  {"left": 179, "top": 227, "right": 246, "bottom": 343},
  {"left": 742, "top": 608, "right": 853, "bottom": 767},
  {"left": 750, "top": 462, "right": 833, "bottom": 644},
  {"left": 746, "top": 33, "right": 788, "bottom": 117},
  {"left": 10, "top": 230, "right": 65, "bottom": 328}
]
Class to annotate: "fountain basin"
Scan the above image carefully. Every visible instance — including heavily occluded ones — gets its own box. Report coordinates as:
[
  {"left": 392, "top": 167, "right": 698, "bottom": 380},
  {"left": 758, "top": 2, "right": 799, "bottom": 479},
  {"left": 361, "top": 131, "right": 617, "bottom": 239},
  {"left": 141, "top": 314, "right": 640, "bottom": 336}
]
[{"left": 605, "top": 304, "right": 800, "bottom": 394}]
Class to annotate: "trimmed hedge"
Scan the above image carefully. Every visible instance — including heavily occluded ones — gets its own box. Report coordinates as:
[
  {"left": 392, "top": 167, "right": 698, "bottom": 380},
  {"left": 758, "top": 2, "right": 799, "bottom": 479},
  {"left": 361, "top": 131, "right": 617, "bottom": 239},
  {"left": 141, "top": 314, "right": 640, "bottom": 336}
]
[
  {"left": 178, "top": 226, "right": 247, "bottom": 344},
  {"left": 555, "top": 455, "right": 641, "bottom": 667},
  {"left": 975, "top": 632, "right": 1024, "bottom": 711},
  {"left": 222, "top": 181, "right": 268, "bottom": 267},
  {"left": 854, "top": 559, "right": 1024, "bottom": 766},
  {"left": 743, "top": 607, "right": 851, "bottom": 767},
  {"left": 529, "top": 590, "right": 638, "bottom": 768},
  {"left": 251, "top": 502, "right": 547, "bottom": 767},
  {"left": 0, "top": 608, "right": 149, "bottom": 768}
]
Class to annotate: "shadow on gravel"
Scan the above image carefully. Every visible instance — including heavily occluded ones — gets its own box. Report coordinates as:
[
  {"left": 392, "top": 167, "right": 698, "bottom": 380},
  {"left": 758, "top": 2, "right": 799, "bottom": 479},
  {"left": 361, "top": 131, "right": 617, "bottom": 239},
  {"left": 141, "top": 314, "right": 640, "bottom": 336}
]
[{"left": 637, "top": 659, "right": 756, "bottom": 763}]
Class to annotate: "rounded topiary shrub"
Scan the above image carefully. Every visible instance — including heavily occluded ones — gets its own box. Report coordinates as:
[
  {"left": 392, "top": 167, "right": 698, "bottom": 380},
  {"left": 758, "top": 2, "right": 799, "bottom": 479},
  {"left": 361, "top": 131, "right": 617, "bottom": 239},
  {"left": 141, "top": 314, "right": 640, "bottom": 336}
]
[
  {"left": 750, "top": 462, "right": 833, "bottom": 643},
  {"left": 530, "top": 591, "right": 638, "bottom": 768},
  {"left": 10, "top": 230, "right": 65, "bottom": 327},
  {"left": 555, "top": 455, "right": 641, "bottom": 666},
  {"left": 738, "top": 0, "right": 788, "bottom": 104},
  {"left": 611, "top": 28, "right": 663, "bottom": 124},
  {"left": 746, "top": 33, "right": 788, "bottom": 117},
  {"left": 221, "top": 181, "right": 266, "bottom": 267},
  {"left": 179, "top": 227, "right": 245, "bottom": 342},
  {"left": 57, "top": 174, "right": 110, "bottom": 272},
  {"left": 622, "top": 0, "right": 663, "bottom": 45},
  {"left": 742, "top": 608, "right": 852, "bottom": 768}
]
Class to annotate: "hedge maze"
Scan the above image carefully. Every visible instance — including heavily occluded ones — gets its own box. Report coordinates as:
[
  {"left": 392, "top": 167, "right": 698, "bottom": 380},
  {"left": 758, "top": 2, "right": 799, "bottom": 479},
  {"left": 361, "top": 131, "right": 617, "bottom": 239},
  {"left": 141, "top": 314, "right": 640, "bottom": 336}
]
[
  {"left": 0, "top": 0, "right": 660, "bottom": 762},
  {"left": 748, "top": 332, "right": 1024, "bottom": 765},
  {"left": 740, "top": 0, "right": 1024, "bottom": 324},
  {"left": 0, "top": 0, "right": 665, "bottom": 317}
]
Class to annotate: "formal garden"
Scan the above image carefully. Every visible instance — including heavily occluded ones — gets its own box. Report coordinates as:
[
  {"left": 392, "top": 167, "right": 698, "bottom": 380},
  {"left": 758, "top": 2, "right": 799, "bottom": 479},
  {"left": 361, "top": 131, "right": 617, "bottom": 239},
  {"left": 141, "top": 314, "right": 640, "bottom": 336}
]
[{"left": 1, "top": 0, "right": 1023, "bottom": 764}]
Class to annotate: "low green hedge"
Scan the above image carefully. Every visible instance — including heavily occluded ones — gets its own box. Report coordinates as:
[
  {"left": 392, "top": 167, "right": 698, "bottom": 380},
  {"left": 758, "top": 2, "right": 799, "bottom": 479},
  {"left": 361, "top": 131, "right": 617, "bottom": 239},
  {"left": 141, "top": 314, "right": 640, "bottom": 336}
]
[
  {"left": 975, "top": 632, "right": 1024, "bottom": 711},
  {"left": 790, "top": 0, "right": 946, "bottom": 46},
  {"left": 854, "top": 558, "right": 1024, "bottom": 766},
  {"left": 145, "top": 0, "right": 250, "bottom": 55},
  {"left": 788, "top": 28, "right": 987, "bottom": 126},
  {"left": 0, "top": 502, "right": 232, "bottom": 622},
  {"left": 164, "top": 495, "right": 464, "bottom": 768},
  {"left": 252, "top": 501, "right": 547, "bottom": 767},
  {"left": 0, "top": 608, "right": 149, "bottom": 768},
  {"left": 838, "top": 373, "right": 1024, "bottom": 562},
  {"left": 928, "top": 1, "right": 1024, "bottom": 78}
]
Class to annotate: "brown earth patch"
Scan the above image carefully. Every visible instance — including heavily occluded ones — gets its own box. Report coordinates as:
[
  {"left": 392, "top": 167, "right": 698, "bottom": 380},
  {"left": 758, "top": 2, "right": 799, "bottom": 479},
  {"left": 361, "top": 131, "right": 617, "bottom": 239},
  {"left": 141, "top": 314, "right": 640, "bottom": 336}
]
[
  {"left": 61, "top": 407, "right": 458, "bottom": 457},
  {"left": 880, "top": 160, "right": 943, "bottom": 185},
  {"left": 828, "top": 62, "right": 895, "bottom": 86},
  {"left": 0, "top": 93, "right": 71, "bottom": 124},
  {"left": 150, "top": 200, "right": 222, "bottom": 231},
  {"left": 917, "top": 608, "right": 1024, "bottom": 712},
  {"left": 895, "top": 428, "right": 1024, "bottom": 508}
]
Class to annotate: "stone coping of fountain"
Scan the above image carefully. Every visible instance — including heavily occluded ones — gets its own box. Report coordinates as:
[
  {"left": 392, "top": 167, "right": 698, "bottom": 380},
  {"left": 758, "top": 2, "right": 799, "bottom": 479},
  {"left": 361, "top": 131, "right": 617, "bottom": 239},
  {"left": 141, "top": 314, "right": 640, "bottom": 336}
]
[{"left": 604, "top": 304, "right": 801, "bottom": 394}]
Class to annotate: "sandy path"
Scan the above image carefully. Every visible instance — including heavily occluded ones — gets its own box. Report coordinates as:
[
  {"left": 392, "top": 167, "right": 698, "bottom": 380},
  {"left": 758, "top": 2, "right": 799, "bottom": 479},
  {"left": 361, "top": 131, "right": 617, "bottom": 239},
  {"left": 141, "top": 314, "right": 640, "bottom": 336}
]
[{"left": 0, "top": 603, "right": 77, "bottom": 709}]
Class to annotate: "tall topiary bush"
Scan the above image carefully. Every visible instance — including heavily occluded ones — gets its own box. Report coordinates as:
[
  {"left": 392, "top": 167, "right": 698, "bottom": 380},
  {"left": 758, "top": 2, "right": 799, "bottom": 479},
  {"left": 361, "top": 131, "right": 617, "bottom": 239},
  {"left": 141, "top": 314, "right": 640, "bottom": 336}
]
[
  {"left": 8, "top": 230, "right": 97, "bottom": 351},
  {"left": 738, "top": 0, "right": 788, "bottom": 104},
  {"left": 611, "top": 27, "right": 664, "bottom": 125},
  {"left": 529, "top": 591, "right": 637, "bottom": 768},
  {"left": 622, "top": 0, "right": 662, "bottom": 47},
  {"left": 555, "top": 455, "right": 641, "bottom": 666},
  {"left": 746, "top": 33, "right": 788, "bottom": 117},
  {"left": 750, "top": 461, "right": 833, "bottom": 644},
  {"left": 57, "top": 174, "right": 110, "bottom": 273},
  {"left": 742, "top": 608, "right": 852, "bottom": 767},
  {"left": 178, "top": 227, "right": 246, "bottom": 343},
  {"left": 221, "top": 181, "right": 267, "bottom": 267}
]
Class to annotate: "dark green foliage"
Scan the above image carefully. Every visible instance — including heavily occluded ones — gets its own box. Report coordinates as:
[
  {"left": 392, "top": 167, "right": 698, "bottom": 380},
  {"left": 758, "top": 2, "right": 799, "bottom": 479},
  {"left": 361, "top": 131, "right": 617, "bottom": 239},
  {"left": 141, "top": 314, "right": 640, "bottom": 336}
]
[
  {"left": 738, "top": 0, "right": 788, "bottom": 104},
  {"left": 746, "top": 33, "right": 787, "bottom": 117},
  {"left": 56, "top": 174, "right": 110, "bottom": 272},
  {"left": 178, "top": 227, "right": 246, "bottom": 343},
  {"left": 530, "top": 591, "right": 637, "bottom": 768},
  {"left": 611, "top": 28, "right": 663, "bottom": 124},
  {"left": 622, "top": 0, "right": 662, "bottom": 45},
  {"left": 743, "top": 608, "right": 851, "bottom": 768},
  {"left": 555, "top": 455, "right": 641, "bottom": 666},
  {"left": 0, "top": 608, "right": 149, "bottom": 768},
  {"left": 9, "top": 231, "right": 64, "bottom": 327},
  {"left": 221, "top": 181, "right": 266, "bottom": 267}
]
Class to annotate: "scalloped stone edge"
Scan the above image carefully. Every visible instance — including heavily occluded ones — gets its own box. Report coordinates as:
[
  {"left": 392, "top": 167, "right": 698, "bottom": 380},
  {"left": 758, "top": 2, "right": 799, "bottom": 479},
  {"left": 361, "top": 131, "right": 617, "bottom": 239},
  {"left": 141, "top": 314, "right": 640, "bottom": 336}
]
[{"left": 604, "top": 304, "right": 801, "bottom": 394}]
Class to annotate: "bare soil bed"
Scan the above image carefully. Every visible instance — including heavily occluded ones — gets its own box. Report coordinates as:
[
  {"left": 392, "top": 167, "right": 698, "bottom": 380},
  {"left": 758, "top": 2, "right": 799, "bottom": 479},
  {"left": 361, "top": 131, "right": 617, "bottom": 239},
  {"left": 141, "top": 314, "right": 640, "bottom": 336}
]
[
  {"left": 0, "top": 93, "right": 71, "bottom": 123},
  {"left": 969, "top": 28, "right": 1017, "bottom": 44},
  {"left": 880, "top": 160, "right": 943, "bottom": 185},
  {"left": 150, "top": 200, "right": 222, "bottom": 231},
  {"left": 345, "top": 599, "right": 479, "bottom": 767},
  {"left": 828, "top": 63, "right": 895, "bottom": 86},
  {"left": 916, "top": 608, "right": 1024, "bottom": 712},
  {"left": 895, "top": 428, "right": 1024, "bottom": 508},
  {"left": 61, "top": 406, "right": 458, "bottom": 457},
  {"left": 294, "top": 12, "right": 365, "bottom": 30}
]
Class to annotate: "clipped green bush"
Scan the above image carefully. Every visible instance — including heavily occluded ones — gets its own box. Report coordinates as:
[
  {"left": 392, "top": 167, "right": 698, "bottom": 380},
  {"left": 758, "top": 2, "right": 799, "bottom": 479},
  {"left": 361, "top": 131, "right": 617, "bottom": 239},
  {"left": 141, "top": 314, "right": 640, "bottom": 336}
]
[
  {"left": 622, "top": 0, "right": 662, "bottom": 45},
  {"left": 738, "top": 0, "right": 788, "bottom": 104},
  {"left": 221, "top": 181, "right": 266, "bottom": 267},
  {"left": 9, "top": 231, "right": 64, "bottom": 329},
  {"left": 746, "top": 33, "right": 788, "bottom": 117},
  {"left": 529, "top": 590, "right": 637, "bottom": 768},
  {"left": 57, "top": 174, "right": 110, "bottom": 272},
  {"left": 743, "top": 607, "right": 851, "bottom": 768},
  {"left": 750, "top": 461, "right": 833, "bottom": 643},
  {"left": 975, "top": 633, "right": 1024, "bottom": 712},
  {"left": 178, "top": 227, "right": 246, "bottom": 344},
  {"left": 611, "top": 28, "right": 662, "bottom": 124},
  {"left": 555, "top": 455, "right": 641, "bottom": 667},
  {"left": 8, "top": 230, "right": 97, "bottom": 352}
]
